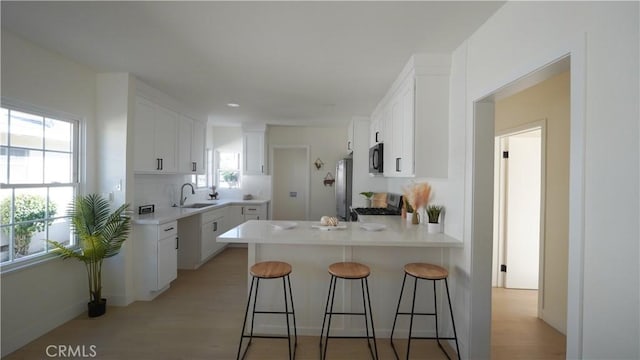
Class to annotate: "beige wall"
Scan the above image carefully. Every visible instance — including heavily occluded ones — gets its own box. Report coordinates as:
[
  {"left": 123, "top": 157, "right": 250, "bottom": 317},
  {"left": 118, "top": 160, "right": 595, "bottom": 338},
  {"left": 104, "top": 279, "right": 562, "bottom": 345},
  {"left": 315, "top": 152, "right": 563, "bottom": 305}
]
[
  {"left": 495, "top": 71, "right": 570, "bottom": 334},
  {"left": 268, "top": 126, "right": 348, "bottom": 221}
]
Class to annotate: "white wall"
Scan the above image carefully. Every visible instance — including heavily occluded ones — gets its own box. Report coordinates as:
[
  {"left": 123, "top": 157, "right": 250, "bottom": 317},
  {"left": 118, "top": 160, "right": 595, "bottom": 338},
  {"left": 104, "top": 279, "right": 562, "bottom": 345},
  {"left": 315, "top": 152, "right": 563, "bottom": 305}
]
[
  {"left": 0, "top": 30, "right": 97, "bottom": 356},
  {"left": 448, "top": 2, "right": 639, "bottom": 359},
  {"left": 96, "top": 73, "right": 137, "bottom": 306},
  {"left": 268, "top": 126, "right": 348, "bottom": 221}
]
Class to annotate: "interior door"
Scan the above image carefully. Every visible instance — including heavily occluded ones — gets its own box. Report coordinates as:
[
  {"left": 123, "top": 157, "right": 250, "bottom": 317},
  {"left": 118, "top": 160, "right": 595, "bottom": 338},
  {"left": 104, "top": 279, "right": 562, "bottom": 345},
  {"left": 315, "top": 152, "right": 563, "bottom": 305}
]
[
  {"left": 504, "top": 129, "right": 542, "bottom": 289},
  {"left": 272, "top": 148, "right": 307, "bottom": 220}
]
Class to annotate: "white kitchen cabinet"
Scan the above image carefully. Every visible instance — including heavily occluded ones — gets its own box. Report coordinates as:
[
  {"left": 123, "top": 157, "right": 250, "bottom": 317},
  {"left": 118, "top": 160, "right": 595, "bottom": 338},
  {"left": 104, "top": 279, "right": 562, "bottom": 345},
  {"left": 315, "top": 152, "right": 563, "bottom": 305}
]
[
  {"left": 200, "top": 209, "right": 225, "bottom": 262},
  {"left": 134, "top": 97, "right": 178, "bottom": 173},
  {"left": 243, "top": 130, "right": 267, "bottom": 175},
  {"left": 386, "top": 76, "right": 415, "bottom": 177},
  {"left": 133, "top": 221, "right": 178, "bottom": 300},
  {"left": 227, "top": 205, "right": 245, "bottom": 228},
  {"left": 369, "top": 113, "right": 383, "bottom": 146},
  {"left": 372, "top": 54, "right": 450, "bottom": 178},
  {"left": 347, "top": 120, "right": 354, "bottom": 152},
  {"left": 242, "top": 204, "right": 267, "bottom": 220},
  {"left": 178, "top": 115, "right": 206, "bottom": 174},
  {"left": 177, "top": 207, "right": 227, "bottom": 269}
]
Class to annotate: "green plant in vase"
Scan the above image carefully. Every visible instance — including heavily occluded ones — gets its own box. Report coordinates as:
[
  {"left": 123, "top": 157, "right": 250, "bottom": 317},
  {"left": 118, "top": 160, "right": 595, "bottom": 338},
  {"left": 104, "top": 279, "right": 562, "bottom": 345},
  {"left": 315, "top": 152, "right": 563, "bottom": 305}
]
[
  {"left": 426, "top": 205, "right": 444, "bottom": 233},
  {"left": 48, "top": 194, "right": 131, "bottom": 317},
  {"left": 360, "top": 192, "right": 374, "bottom": 207}
]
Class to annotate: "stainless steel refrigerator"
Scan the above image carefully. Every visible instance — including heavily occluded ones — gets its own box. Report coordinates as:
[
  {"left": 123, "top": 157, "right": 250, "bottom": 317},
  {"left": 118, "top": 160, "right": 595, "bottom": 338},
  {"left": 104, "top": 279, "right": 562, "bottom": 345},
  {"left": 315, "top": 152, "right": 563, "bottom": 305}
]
[{"left": 335, "top": 158, "right": 353, "bottom": 221}]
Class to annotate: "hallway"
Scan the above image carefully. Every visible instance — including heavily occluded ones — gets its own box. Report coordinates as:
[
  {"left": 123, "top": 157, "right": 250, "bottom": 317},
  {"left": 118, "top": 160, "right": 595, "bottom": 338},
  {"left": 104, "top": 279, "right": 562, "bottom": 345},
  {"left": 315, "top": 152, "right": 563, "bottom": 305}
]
[{"left": 492, "top": 288, "right": 566, "bottom": 359}]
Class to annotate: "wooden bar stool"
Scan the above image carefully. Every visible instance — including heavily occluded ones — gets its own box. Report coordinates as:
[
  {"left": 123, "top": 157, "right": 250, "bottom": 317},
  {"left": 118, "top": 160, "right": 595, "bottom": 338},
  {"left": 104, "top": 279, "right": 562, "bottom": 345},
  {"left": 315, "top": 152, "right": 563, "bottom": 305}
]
[
  {"left": 237, "top": 261, "right": 297, "bottom": 360},
  {"left": 319, "top": 262, "right": 379, "bottom": 360},
  {"left": 390, "top": 263, "right": 460, "bottom": 360}
]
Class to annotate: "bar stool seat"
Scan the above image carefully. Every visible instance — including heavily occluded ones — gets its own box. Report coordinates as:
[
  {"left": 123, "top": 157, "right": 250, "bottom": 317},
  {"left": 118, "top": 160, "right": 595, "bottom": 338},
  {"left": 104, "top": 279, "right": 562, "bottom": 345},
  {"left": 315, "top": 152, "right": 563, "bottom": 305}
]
[
  {"left": 251, "top": 261, "right": 292, "bottom": 278},
  {"left": 404, "top": 263, "right": 448, "bottom": 280},
  {"left": 320, "top": 261, "right": 378, "bottom": 360},
  {"left": 391, "top": 262, "right": 460, "bottom": 360},
  {"left": 237, "top": 261, "right": 297, "bottom": 360},
  {"left": 328, "top": 262, "right": 370, "bottom": 279}
]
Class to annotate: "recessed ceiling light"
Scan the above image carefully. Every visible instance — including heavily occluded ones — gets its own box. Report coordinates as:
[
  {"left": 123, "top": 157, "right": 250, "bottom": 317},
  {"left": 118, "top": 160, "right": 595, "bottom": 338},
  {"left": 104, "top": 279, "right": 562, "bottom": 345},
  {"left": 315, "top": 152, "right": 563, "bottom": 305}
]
[{"left": 227, "top": 103, "right": 240, "bottom": 108}]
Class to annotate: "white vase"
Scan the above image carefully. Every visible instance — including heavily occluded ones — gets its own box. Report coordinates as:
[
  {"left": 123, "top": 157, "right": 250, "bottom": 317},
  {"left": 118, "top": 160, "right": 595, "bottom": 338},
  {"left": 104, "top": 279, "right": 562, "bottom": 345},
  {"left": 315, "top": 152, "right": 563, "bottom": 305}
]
[
  {"left": 427, "top": 222, "right": 442, "bottom": 233},
  {"left": 406, "top": 212, "right": 414, "bottom": 223},
  {"left": 365, "top": 199, "right": 372, "bottom": 208}
]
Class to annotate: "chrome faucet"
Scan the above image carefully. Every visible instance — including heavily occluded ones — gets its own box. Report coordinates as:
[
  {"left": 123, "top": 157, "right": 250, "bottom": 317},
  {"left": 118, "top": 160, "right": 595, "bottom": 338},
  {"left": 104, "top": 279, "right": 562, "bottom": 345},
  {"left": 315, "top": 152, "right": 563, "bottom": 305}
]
[{"left": 180, "top": 183, "right": 195, "bottom": 206}]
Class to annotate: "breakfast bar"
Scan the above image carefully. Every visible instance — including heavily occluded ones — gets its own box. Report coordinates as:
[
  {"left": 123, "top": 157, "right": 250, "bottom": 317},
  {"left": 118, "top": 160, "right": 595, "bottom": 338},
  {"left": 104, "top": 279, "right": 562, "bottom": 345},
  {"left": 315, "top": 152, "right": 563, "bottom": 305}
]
[{"left": 218, "top": 217, "right": 462, "bottom": 338}]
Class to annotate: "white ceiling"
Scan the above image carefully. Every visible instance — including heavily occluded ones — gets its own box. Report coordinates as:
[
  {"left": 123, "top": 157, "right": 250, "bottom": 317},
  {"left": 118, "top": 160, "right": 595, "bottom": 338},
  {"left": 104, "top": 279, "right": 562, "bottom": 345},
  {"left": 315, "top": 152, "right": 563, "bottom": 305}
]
[{"left": 1, "top": 1, "right": 505, "bottom": 127}]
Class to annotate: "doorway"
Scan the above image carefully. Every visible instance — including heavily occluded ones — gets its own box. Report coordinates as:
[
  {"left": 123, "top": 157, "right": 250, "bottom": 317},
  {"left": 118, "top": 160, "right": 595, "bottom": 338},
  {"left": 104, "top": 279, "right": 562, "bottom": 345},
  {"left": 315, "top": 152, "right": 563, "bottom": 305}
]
[
  {"left": 270, "top": 146, "right": 310, "bottom": 220},
  {"left": 466, "top": 52, "right": 580, "bottom": 358},
  {"left": 493, "top": 125, "right": 544, "bottom": 291}
]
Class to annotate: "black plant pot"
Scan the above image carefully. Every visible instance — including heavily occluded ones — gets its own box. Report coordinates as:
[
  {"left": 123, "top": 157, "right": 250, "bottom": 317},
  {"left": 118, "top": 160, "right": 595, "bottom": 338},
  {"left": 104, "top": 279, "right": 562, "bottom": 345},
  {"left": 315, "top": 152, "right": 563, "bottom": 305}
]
[{"left": 88, "top": 298, "right": 107, "bottom": 318}]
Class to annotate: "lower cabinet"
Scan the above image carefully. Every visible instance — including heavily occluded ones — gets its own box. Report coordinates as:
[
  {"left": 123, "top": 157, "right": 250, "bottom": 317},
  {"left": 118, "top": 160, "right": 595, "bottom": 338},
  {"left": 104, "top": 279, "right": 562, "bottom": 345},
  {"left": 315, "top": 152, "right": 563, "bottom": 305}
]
[
  {"left": 178, "top": 207, "right": 227, "bottom": 269},
  {"left": 133, "top": 221, "right": 178, "bottom": 300}
]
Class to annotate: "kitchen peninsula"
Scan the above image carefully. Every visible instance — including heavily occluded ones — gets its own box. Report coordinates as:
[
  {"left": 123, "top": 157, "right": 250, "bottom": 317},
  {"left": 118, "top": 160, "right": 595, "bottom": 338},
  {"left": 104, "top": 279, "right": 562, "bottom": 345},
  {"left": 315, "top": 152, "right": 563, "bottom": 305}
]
[{"left": 218, "top": 217, "right": 462, "bottom": 337}]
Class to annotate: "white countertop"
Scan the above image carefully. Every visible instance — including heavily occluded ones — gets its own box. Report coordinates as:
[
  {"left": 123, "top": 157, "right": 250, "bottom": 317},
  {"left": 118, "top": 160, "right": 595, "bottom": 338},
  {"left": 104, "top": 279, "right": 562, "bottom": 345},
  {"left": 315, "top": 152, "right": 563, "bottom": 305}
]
[
  {"left": 133, "top": 199, "right": 270, "bottom": 225},
  {"left": 218, "top": 216, "right": 462, "bottom": 247}
]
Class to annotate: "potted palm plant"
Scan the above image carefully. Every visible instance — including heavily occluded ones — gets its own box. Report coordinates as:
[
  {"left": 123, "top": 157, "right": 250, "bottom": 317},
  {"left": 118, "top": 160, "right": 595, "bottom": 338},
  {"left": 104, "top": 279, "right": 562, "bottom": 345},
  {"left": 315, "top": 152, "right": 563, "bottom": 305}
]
[
  {"left": 48, "top": 194, "right": 131, "bottom": 317},
  {"left": 426, "top": 205, "right": 444, "bottom": 233}
]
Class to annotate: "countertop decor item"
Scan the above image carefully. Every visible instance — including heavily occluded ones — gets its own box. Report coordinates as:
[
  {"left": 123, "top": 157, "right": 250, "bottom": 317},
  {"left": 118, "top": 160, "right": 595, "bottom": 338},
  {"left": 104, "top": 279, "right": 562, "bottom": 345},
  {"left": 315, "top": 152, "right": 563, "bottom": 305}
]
[
  {"left": 324, "top": 172, "right": 335, "bottom": 186},
  {"left": 402, "top": 182, "right": 431, "bottom": 224},
  {"left": 426, "top": 205, "right": 444, "bottom": 233},
  {"left": 47, "top": 194, "right": 131, "bottom": 317},
  {"left": 360, "top": 192, "right": 374, "bottom": 207}
]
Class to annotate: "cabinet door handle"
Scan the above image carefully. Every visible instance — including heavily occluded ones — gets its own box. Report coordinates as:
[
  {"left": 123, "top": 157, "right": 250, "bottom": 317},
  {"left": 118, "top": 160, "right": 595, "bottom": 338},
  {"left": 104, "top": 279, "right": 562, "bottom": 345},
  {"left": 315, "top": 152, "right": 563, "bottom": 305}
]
[
  {"left": 261, "top": 165, "right": 264, "bottom": 173},
  {"left": 396, "top": 158, "right": 401, "bottom": 172},
  {"left": 160, "top": 158, "right": 164, "bottom": 170},
  {"left": 248, "top": 208, "right": 256, "bottom": 211},
  {"left": 192, "top": 162, "right": 196, "bottom": 172},
  {"left": 241, "top": 207, "right": 244, "bottom": 215},
  {"left": 213, "top": 222, "right": 218, "bottom": 232},
  {"left": 375, "top": 131, "right": 379, "bottom": 143},
  {"left": 164, "top": 227, "right": 175, "bottom": 232},
  {"left": 156, "top": 158, "right": 162, "bottom": 170},
  {"left": 175, "top": 237, "right": 179, "bottom": 250},
  {"left": 347, "top": 141, "right": 351, "bottom": 150}
]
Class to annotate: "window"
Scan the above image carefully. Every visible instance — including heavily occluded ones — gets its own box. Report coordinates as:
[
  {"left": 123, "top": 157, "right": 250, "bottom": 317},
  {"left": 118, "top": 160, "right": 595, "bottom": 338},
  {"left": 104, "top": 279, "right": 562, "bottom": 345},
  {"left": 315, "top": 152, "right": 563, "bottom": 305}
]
[
  {"left": 191, "top": 149, "right": 212, "bottom": 189},
  {"left": 216, "top": 151, "right": 240, "bottom": 189},
  {"left": 0, "top": 103, "right": 80, "bottom": 266}
]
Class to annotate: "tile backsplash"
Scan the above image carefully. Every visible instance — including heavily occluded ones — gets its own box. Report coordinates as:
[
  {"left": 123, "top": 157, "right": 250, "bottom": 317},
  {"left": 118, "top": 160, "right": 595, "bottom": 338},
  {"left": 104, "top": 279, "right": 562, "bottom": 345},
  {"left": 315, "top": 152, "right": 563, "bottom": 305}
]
[{"left": 133, "top": 174, "right": 272, "bottom": 210}]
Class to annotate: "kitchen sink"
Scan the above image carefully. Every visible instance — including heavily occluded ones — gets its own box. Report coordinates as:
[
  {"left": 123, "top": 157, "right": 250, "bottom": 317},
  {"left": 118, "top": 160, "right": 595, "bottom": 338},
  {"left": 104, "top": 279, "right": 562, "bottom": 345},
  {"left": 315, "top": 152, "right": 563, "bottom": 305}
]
[{"left": 181, "top": 202, "right": 217, "bottom": 209}]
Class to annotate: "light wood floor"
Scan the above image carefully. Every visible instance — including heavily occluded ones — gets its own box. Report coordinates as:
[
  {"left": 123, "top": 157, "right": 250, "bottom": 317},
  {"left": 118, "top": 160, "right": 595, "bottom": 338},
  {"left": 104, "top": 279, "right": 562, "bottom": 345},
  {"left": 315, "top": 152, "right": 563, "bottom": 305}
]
[
  {"left": 6, "top": 248, "right": 564, "bottom": 359},
  {"left": 491, "top": 288, "right": 566, "bottom": 359}
]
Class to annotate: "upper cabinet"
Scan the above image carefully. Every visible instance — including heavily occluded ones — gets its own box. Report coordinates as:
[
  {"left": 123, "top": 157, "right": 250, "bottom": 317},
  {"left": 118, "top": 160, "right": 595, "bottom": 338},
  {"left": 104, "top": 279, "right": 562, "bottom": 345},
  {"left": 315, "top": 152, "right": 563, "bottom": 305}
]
[
  {"left": 370, "top": 54, "right": 450, "bottom": 178},
  {"left": 243, "top": 125, "right": 267, "bottom": 175},
  {"left": 134, "top": 95, "right": 206, "bottom": 175},
  {"left": 347, "top": 121, "right": 354, "bottom": 152},
  {"left": 178, "top": 116, "right": 206, "bottom": 174},
  {"left": 134, "top": 97, "right": 178, "bottom": 173}
]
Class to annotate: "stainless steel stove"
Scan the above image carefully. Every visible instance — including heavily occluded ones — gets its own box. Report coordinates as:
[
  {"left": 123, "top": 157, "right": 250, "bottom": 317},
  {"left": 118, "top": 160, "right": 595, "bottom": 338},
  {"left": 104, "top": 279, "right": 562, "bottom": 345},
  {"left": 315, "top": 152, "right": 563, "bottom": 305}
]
[{"left": 351, "top": 193, "right": 402, "bottom": 220}]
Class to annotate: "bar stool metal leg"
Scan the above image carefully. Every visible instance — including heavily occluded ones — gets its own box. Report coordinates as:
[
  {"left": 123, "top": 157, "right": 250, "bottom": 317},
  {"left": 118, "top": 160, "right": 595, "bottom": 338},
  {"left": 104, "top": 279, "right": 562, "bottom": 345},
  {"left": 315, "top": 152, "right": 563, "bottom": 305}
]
[
  {"left": 322, "top": 275, "right": 338, "bottom": 360},
  {"left": 445, "top": 279, "right": 461, "bottom": 360},
  {"left": 286, "top": 275, "right": 298, "bottom": 350},
  {"left": 282, "top": 277, "right": 292, "bottom": 360},
  {"left": 390, "top": 273, "right": 408, "bottom": 359},
  {"left": 364, "top": 277, "right": 379, "bottom": 360},
  {"left": 406, "top": 276, "right": 418, "bottom": 360},
  {"left": 361, "top": 278, "right": 371, "bottom": 353},
  {"left": 319, "top": 275, "right": 335, "bottom": 351},
  {"left": 237, "top": 277, "right": 256, "bottom": 360}
]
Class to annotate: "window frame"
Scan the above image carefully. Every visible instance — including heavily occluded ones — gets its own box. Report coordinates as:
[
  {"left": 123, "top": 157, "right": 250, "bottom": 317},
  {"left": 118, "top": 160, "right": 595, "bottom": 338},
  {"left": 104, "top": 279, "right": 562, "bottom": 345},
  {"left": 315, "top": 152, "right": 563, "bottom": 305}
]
[
  {"left": 0, "top": 98, "right": 83, "bottom": 272},
  {"left": 214, "top": 150, "right": 241, "bottom": 189}
]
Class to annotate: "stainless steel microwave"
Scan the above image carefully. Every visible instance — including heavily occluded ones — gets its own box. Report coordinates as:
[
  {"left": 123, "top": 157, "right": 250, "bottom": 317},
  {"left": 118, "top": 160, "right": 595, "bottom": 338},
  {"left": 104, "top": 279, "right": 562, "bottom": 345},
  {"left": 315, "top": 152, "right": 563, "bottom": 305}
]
[{"left": 369, "top": 143, "right": 384, "bottom": 174}]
